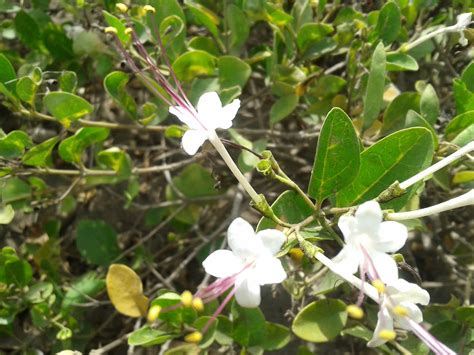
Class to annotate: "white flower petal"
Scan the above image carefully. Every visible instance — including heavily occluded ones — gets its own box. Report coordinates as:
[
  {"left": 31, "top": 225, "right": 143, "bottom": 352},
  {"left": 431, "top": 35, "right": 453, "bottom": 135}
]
[
  {"left": 388, "top": 279, "right": 430, "bottom": 305},
  {"left": 331, "top": 245, "right": 361, "bottom": 275},
  {"left": 227, "top": 218, "right": 261, "bottom": 258},
  {"left": 369, "top": 252, "right": 399, "bottom": 284},
  {"left": 373, "top": 221, "right": 408, "bottom": 253},
  {"left": 256, "top": 229, "right": 286, "bottom": 256},
  {"left": 456, "top": 13, "right": 472, "bottom": 29},
  {"left": 355, "top": 201, "right": 383, "bottom": 234},
  {"left": 202, "top": 250, "right": 244, "bottom": 278},
  {"left": 252, "top": 256, "right": 286, "bottom": 285},
  {"left": 217, "top": 99, "right": 240, "bottom": 129},
  {"left": 181, "top": 129, "right": 208, "bottom": 155},
  {"left": 196, "top": 91, "right": 222, "bottom": 130},
  {"left": 367, "top": 307, "right": 394, "bottom": 348},
  {"left": 400, "top": 302, "right": 423, "bottom": 325},
  {"left": 235, "top": 276, "right": 261, "bottom": 308},
  {"left": 169, "top": 106, "right": 200, "bottom": 130},
  {"left": 337, "top": 215, "right": 357, "bottom": 244}
]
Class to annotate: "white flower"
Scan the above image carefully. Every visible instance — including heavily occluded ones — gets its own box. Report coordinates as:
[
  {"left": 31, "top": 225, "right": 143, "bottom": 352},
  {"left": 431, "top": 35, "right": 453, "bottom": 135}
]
[
  {"left": 368, "top": 279, "right": 430, "bottom": 347},
  {"left": 454, "top": 13, "right": 472, "bottom": 45},
  {"left": 169, "top": 91, "right": 240, "bottom": 155},
  {"left": 202, "top": 217, "right": 287, "bottom": 308},
  {"left": 332, "top": 201, "right": 407, "bottom": 284}
]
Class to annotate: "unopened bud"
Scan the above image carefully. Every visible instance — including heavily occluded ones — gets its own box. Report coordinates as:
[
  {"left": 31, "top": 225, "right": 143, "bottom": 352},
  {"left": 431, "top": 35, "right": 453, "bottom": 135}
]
[
  {"left": 147, "top": 305, "right": 161, "bottom": 323},
  {"left": 124, "top": 28, "right": 133, "bottom": 35},
  {"left": 372, "top": 279, "right": 386, "bottom": 294},
  {"left": 378, "top": 329, "right": 397, "bottom": 341},
  {"left": 181, "top": 290, "right": 193, "bottom": 307},
  {"left": 184, "top": 331, "right": 202, "bottom": 343},
  {"left": 104, "top": 27, "right": 118, "bottom": 34},
  {"left": 192, "top": 297, "right": 204, "bottom": 312},
  {"left": 115, "top": 3, "right": 128, "bottom": 13},
  {"left": 346, "top": 305, "right": 364, "bottom": 319},
  {"left": 393, "top": 305, "right": 409, "bottom": 317},
  {"left": 143, "top": 5, "right": 156, "bottom": 13},
  {"left": 289, "top": 248, "right": 304, "bottom": 263}
]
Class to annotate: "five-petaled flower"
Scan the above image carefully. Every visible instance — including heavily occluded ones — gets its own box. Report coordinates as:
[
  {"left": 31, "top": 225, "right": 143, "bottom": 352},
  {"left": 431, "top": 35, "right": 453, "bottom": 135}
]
[
  {"left": 332, "top": 201, "right": 407, "bottom": 284},
  {"left": 368, "top": 278, "right": 430, "bottom": 347},
  {"left": 169, "top": 92, "right": 240, "bottom": 155},
  {"left": 202, "top": 217, "right": 287, "bottom": 307}
]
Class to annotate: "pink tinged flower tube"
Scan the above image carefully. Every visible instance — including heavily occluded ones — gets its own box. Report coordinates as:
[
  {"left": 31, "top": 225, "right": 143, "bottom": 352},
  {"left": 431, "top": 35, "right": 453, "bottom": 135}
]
[{"left": 332, "top": 201, "right": 408, "bottom": 284}]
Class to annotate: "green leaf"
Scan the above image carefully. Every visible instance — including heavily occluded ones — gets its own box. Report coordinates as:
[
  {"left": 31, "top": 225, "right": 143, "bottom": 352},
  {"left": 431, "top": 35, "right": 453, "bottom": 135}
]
[
  {"left": 430, "top": 320, "right": 463, "bottom": 345},
  {"left": 215, "top": 315, "right": 233, "bottom": 345},
  {"left": 22, "top": 136, "right": 59, "bottom": 167},
  {"left": 1, "top": 177, "right": 31, "bottom": 206},
  {"left": 25, "top": 282, "right": 54, "bottom": 304},
  {"left": 363, "top": 42, "right": 386, "bottom": 131},
  {"left": 62, "top": 272, "right": 105, "bottom": 309},
  {"left": 128, "top": 326, "right": 176, "bottom": 347},
  {"left": 16, "top": 76, "right": 38, "bottom": 106},
  {"left": 104, "top": 71, "right": 137, "bottom": 119},
  {"left": 451, "top": 125, "right": 474, "bottom": 147},
  {"left": 461, "top": 61, "right": 474, "bottom": 92},
  {"left": 193, "top": 316, "right": 218, "bottom": 348},
  {"left": 374, "top": 2, "right": 401, "bottom": 44},
  {"left": 0, "top": 204, "right": 15, "bottom": 224},
  {"left": 172, "top": 50, "right": 216, "bottom": 82},
  {"left": 420, "top": 84, "right": 439, "bottom": 126},
  {"left": 159, "top": 15, "right": 185, "bottom": 48},
  {"left": 0, "top": 130, "right": 33, "bottom": 158},
  {"left": 386, "top": 52, "right": 419, "bottom": 72},
  {"left": 0, "top": 53, "right": 16, "bottom": 84},
  {"left": 5, "top": 259, "right": 33, "bottom": 287},
  {"left": 186, "top": 2, "right": 220, "bottom": 39},
  {"left": 59, "top": 71, "right": 77, "bottom": 93},
  {"left": 59, "top": 127, "right": 110, "bottom": 163},
  {"left": 292, "top": 299, "right": 347, "bottom": 342},
  {"left": 262, "top": 322, "right": 292, "bottom": 350},
  {"left": 225, "top": 4, "right": 250, "bottom": 51},
  {"left": 14, "top": 10, "right": 41, "bottom": 49},
  {"left": 296, "top": 23, "right": 333, "bottom": 53},
  {"left": 337, "top": 127, "right": 435, "bottom": 210},
  {"left": 96, "top": 148, "right": 133, "bottom": 177},
  {"left": 405, "top": 110, "right": 438, "bottom": 148},
  {"left": 270, "top": 94, "right": 299, "bottom": 124},
  {"left": 218, "top": 56, "right": 251, "bottom": 89},
  {"left": 42, "top": 24, "right": 74, "bottom": 61},
  {"left": 103, "top": 10, "right": 130, "bottom": 44},
  {"left": 308, "top": 108, "right": 360, "bottom": 202},
  {"left": 73, "top": 31, "right": 105, "bottom": 57},
  {"left": 453, "top": 79, "right": 474, "bottom": 114},
  {"left": 381, "top": 92, "right": 420, "bottom": 134},
  {"left": 76, "top": 219, "right": 120, "bottom": 266},
  {"left": 232, "top": 302, "right": 266, "bottom": 347},
  {"left": 43, "top": 92, "right": 94, "bottom": 127},
  {"left": 445, "top": 111, "right": 474, "bottom": 140},
  {"left": 189, "top": 36, "right": 220, "bottom": 56}
]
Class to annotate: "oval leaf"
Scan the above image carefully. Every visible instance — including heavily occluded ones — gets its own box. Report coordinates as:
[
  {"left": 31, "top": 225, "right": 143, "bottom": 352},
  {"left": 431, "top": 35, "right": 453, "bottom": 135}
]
[
  {"left": 292, "top": 299, "right": 347, "bottom": 342},
  {"left": 337, "top": 127, "right": 434, "bottom": 210},
  {"left": 308, "top": 108, "right": 360, "bottom": 202},
  {"left": 270, "top": 94, "right": 299, "bottom": 124},
  {"left": 76, "top": 219, "right": 120, "bottom": 266},
  {"left": 363, "top": 42, "right": 386, "bottom": 131},
  {"left": 106, "top": 264, "right": 149, "bottom": 318},
  {"left": 59, "top": 127, "right": 110, "bottom": 163},
  {"left": 172, "top": 50, "right": 216, "bottom": 82},
  {"left": 104, "top": 71, "right": 137, "bottom": 119},
  {"left": 43, "top": 92, "right": 94, "bottom": 127},
  {"left": 22, "top": 136, "right": 59, "bottom": 167}
]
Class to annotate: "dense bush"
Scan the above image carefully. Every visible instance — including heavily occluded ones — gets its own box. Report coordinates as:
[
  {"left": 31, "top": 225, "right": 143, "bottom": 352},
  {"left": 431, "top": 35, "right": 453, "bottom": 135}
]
[{"left": 0, "top": 1, "right": 473, "bottom": 354}]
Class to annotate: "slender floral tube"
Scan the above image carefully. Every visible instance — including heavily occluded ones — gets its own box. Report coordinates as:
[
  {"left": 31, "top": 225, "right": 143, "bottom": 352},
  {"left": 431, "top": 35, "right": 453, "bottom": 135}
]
[
  {"left": 386, "top": 189, "right": 474, "bottom": 221},
  {"left": 399, "top": 141, "right": 474, "bottom": 190}
]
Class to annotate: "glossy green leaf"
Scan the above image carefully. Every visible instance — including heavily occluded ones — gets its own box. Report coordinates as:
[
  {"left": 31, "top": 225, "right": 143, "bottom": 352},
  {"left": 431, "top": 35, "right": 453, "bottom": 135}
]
[
  {"left": 159, "top": 15, "right": 185, "bottom": 47},
  {"left": 262, "top": 322, "right": 292, "bottom": 350},
  {"left": 189, "top": 36, "right": 220, "bottom": 56},
  {"left": 59, "top": 127, "right": 110, "bottom": 163},
  {"left": 363, "top": 42, "right": 386, "bottom": 131},
  {"left": 374, "top": 2, "right": 401, "bottom": 44},
  {"left": 226, "top": 4, "right": 250, "bottom": 51},
  {"left": 420, "top": 84, "right": 439, "bottom": 126},
  {"left": 405, "top": 110, "right": 438, "bottom": 148},
  {"left": 337, "top": 127, "right": 434, "bottom": 210},
  {"left": 16, "top": 76, "right": 37, "bottom": 105},
  {"left": 453, "top": 79, "right": 474, "bottom": 114},
  {"left": 461, "top": 61, "right": 474, "bottom": 92},
  {"left": 445, "top": 111, "right": 474, "bottom": 140},
  {"left": 0, "top": 53, "right": 16, "bottom": 83},
  {"left": 292, "top": 299, "right": 347, "bottom": 342},
  {"left": 22, "top": 136, "right": 59, "bottom": 167},
  {"left": 0, "top": 204, "right": 15, "bottom": 224},
  {"left": 451, "top": 125, "right": 474, "bottom": 147},
  {"left": 1, "top": 177, "right": 31, "bottom": 205},
  {"left": 381, "top": 92, "right": 420, "bottom": 134},
  {"left": 62, "top": 272, "right": 105, "bottom": 309},
  {"left": 270, "top": 94, "right": 299, "bottom": 124},
  {"left": 386, "top": 52, "right": 419, "bottom": 72},
  {"left": 96, "top": 147, "right": 133, "bottom": 177},
  {"left": 308, "top": 108, "right": 360, "bottom": 202},
  {"left": 232, "top": 302, "right": 266, "bottom": 347},
  {"left": 59, "top": 71, "right": 77, "bottom": 93},
  {"left": 128, "top": 326, "right": 176, "bottom": 347},
  {"left": 186, "top": 2, "right": 220, "bottom": 39},
  {"left": 172, "top": 50, "right": 216, "bottom": 82},
  {"left": 0, "top": 130, "right": 33, "bottom": 158},
  {"left": 218, "top": 56, "right": 251, "bottom": 89},
  {"left": 296, "top": 23, "right": 333, "bottom": 53},
  {"left": 104, "top": 71, "right": 137, "bottom": 119},
  {"left": 103, "top": 10, "right": 130, "bottom": 44},
  {"left": 43, "top": 92, "right": 94, "bottom": 127},
  {"left": 5, "top": 259, "right": 33, "bottom": 287},
  {"left": 76, "top": 219, "right": 120, "bottom": 266}
]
